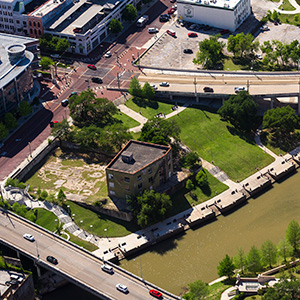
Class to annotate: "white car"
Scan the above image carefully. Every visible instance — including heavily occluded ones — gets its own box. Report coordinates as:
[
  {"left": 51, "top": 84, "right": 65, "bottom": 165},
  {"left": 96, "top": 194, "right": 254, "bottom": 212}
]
[
  {"left": 104, "top": 51, "right": 112, "bottom": 58},
  {"left": 151, "top": 84, "right": 158, "bottom": 90},
  {"left": 255, "top": 54, "right": 263, "bottom": 60},
  {"left": 101, "top": 264, "right": 114, "bottom": 274},
  {"left": 50, "top": 54, "right": 60, "bottom": 59},
  {"left": 148, "top": 27, "right": 158, "bottom": 33},
  {"left": 159, "top": 82, "right": 169, "bottom": 87},
  {"left": 260, "top": 25, "right": 269, "bottom": 31},
  {"left": 116, "top": 283, "right": 128, "bottom": 293},
  {"left": 234, "top": 86, "right": 247, "bottom": 93},
  {"left": 23, "top": 233, "right": 35, "bottom": 242}
]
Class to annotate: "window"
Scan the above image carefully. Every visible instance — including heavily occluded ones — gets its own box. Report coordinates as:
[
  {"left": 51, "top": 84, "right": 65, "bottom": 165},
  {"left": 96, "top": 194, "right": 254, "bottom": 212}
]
[
  {"left": 8, "top": 6, "right": 11, "bottom": 9},
  {"left": 148, "top": 168, "right": 152, "bottom": 175},
  {"left": 16, "top": 20, "right": 20, "bottom": 23},
  {"left": 9, "top": 19, "right": 13, "bottom": 23},
  {"left": 23, "top": 21, "right": 26, "bottom": 25},
  {"left": 110, "top": 190, "right": 115, "bottom": 195},
  {"left": 38, "top": 22, "right": 40, "bottom": 27},
  {"left": 38, "top": 30, "right": 41, "bottom": 35},
  {"left": 109, "top": 182, "right": 114, "bottom": 188},
  {"left": 29, "top": 21, "right": 32, "bottom": 26},
  {"left": 125, "top": 185, "right": 130, "bottom": 191},
  {"left": 149, "top": 177, "right": 153, "bottom": 183},
  {"left": 124, "top": 177, "right": 130, "bottom": 182},
  {"left": 30, "top": 28, "right": 33, "bottom": 34},
  {"left": 108, "top": 173, "right": 114, "bottom": 179},
  {"left": 138, "top": 183, "right": 142, "bottom": 189},
  {"left": 33, "top": 21, "right": 36, "bottom": 27},
  {"left": 137, "top": 175, "right": 142, "bottom": 181}
]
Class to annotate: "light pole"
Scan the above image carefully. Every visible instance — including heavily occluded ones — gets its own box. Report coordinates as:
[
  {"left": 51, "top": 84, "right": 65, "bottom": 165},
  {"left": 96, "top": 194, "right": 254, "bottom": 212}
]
[
  {"left": 90, "top": 224, "right": 96, "bottom": 241},
  {"left": 85, "top": 79, "right": 90, "bottom": 89},
  {"left": 256, "top": 155, "right": 259, "bottom": 170},
  {"left": 67, "top": 205, "right": 70, "bottom": 215},
  {"left": 72, "top": 213, "right": 75, "bottom": 221},
  {"left": 28, "top": 142, "right": 32, "bottom": 158},
  {"left": 104, "top": 228, "right": 110, "bottom": 242},
  {"left": 140, "top": 257, "right": 143, "bottom": 281},
  {"left": 193, "top": 77, "right": 197, "bottom": 96},
  {"left": 36, "top": 240, "right": 40, "bottom": 260}
]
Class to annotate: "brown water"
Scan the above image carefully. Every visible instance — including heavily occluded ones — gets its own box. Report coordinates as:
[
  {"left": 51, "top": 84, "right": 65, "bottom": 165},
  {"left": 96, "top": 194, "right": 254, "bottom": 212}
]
[{"left": 119, "top": 170, "right": 300, "bottom": 295}]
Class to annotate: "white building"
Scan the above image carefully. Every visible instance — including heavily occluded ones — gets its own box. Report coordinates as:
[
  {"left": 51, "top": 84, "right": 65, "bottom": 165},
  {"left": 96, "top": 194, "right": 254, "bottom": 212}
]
[{"left": 177, "top": 0, "right": 251, "bottom": 32}]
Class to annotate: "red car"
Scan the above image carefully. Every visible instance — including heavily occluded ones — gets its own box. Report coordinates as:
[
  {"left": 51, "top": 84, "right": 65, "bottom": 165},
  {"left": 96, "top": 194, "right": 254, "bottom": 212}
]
[
  {"left": 166, "top": 29, "right": 176, "bottom": 37},
  {"left": 50, "top": 121, "right": 59, "bottom": 128},
  {"left": 149, "top": 289, "right": 162, "bottom": 298},
  {"left": 168, "top": 7, "right": 175, "bottom": 14},
  {"left": 73, "top": 28, "right": 82, "bottom": 33},
  {"left": 188, "top": 32, "right": 198, "bottom": 37},
  {"left": 88, "top": 64, "right": 97, "bottom": 70},
  {"left": 220, "top": 29, "right": 230, "bottom": 35}
]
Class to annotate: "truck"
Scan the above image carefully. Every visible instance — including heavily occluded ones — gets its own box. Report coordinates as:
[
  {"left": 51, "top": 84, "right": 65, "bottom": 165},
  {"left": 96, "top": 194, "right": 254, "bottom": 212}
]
[{"left": 137, "top": 15, "right": 149, "bottom": 27}]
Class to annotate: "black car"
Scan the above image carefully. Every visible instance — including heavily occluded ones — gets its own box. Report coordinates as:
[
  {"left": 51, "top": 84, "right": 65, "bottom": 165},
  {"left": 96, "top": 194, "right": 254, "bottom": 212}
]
[
  {"left": 159, "top": 14, "right": 170, "bottom": 22},
  {"left": 47, "top": 256, "right": 58, "bottom": 265},
  {"left": 183, "top": 49, "right": 193, "bottom": 54},
  {"left": 203, "top": 87, "right": 214, "bottom": 93},
  {"left": 91, "top": 77, "right": 103, "bottom": 84},
  {"left": 61, "top": 99, "right": 69, "bottom": 107}
]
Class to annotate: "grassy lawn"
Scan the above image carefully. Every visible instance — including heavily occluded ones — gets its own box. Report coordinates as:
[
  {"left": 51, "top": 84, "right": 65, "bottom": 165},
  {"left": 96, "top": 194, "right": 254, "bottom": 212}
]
[
  {"left": 223, "top": 57, "right": 246, "bottom": 71},
  {"left": 114, "top": 112, "right": 140, "bottom": 129},
  {"left": 172, "top": 107, "right": 274, "bottom": 181},
  {"left": 279, "top": 0, "right": 296, "bottom": 10},
  {"left": 66, "top": 231, "right": 98, "bottom": 252},
  {"left": 278, "top": 13, "right": 300, "bottom": 25},
  {"left": 34, "top": 208, "right": 57, "bottom": 232},
  {"left": 168, "top": 169, "right": 229, "bottom": 216},
  {"left": 67, "top": 201, "right": 139, "bottom": 237},
  {"left": 130, "top": 131, "right": 141, "bottom": 140},
  {"left": 207, "top": 279, "right": 236, "bottom": 300},
  {"left": 125, "top": 98, "right": 174, "bottom": 119}
]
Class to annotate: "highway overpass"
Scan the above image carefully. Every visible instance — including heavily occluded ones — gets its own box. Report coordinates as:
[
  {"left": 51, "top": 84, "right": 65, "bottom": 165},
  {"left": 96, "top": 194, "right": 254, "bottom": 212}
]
[{"left": 0, "top": 209, "right": 179, "bottom": 300}]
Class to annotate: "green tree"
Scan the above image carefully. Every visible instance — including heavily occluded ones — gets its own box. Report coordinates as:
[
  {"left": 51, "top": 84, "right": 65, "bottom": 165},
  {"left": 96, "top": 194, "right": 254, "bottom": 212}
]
[
  {"left": 109, "top": 19, "right": 123, "bottom": 34},
  {"left": 186, "top": 179, "right": 194, "bottom": 190},
  {"left": 40, "top": 190, "right": 48, "bottom": 200},
  {"left": 217, "top": 254, "right": 235, "bottom": 279},
  {"left": 272, "top": 10, "right": 279, "bottom": 21},
  {"left": 234, "top": 247, "right": 247, "bottom": 274},
  {"left": 218, "top": 91, "right": 258, "bottom": 132},
  {"left": 183, "top": 280, "right": 209, "bottom": 300},
  {"left": 294, "top": 15, "right": 300, "bottom": 24},
  {"left": 277, "top": 237, "right": 292, "bottom": 262},
  {"left": 18, "top": 101, "right": 32, "bottom": 117},
  {"left": 55, "top": 221, "right": 64, "bottom": 235},
  {"left": 129, "top": 190, "right": 172, "bottom": 228},
  {"left": 55, "top": 38, "right": 70, "bottom": 53},
  {"left": 193, "top": 35, "right": 225, "bottom": 69},
  {"left": 247, "top": 245, "right": 262, "bottom": 274},
  {"left": 261, "top": 240, "right": 277, "bottom": 268},
  {"left": 4, "top": 113, "right": 17, "bottom": 130},
  {"left": 140, "top": 118, "right": 181, "bottom": 146},
  {"left": 262, "top": 274, "right": 300, "bottom": 300},
  {"left": 69, "top": 89, "right": 118, "bottom": 127},
  {"left": 196, "top": 170, "right": 208, "bottom": 187},
  {"left": 129, "top": 77, "right": 142, "bottom": 98},
  {"left": 286, "top": 219, "right": 300, "bottom": 255},
  {"left": 40, "top": 56, "right": 53, "bottom": 70},
  {"left": 122, "top": 4, "right": 137, "bottom": 21},
  {"left": 142, "top": 82, "right": 155, "bottom": 100},
  {"left": 0, "top": 123, "right": 9, "bottom": 140},
  {"left": 27, "top": 213, "right": 37, "bottom": 222},
  {"left": 227, "top": 33, "right": 259, "bottom": 58},
  {"left": 57, "top": 189, "right": 66, "bottom": 202},
  {"left": 184, "top": 152, "right": 200, "bottom": 168}
]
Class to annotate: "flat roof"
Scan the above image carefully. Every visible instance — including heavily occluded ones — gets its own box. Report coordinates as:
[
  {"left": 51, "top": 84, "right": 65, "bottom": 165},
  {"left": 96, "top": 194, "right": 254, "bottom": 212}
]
[
  {"left": 178, "top": 0, "right": 241, "bottom": 10},
  {"left": 30, "top": 0, "right": 65, "bottom": 16},
  {"left": 107, "top": 140, "right": 171, "bottom": 174},
  {"left": 0, "top": 34, "right": 35, "bottom": 90}
]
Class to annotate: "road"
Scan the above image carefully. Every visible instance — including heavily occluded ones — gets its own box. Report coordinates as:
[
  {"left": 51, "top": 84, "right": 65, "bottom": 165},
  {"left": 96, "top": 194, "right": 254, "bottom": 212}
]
[{"left": 0, "top": 210, "right": 178, "bottom": 300}]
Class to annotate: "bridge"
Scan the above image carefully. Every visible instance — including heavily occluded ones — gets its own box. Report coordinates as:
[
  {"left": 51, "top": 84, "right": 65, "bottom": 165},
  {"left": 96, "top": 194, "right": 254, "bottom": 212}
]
[{"left": 0, "top": 209, "right": 179, "bottom": 300}]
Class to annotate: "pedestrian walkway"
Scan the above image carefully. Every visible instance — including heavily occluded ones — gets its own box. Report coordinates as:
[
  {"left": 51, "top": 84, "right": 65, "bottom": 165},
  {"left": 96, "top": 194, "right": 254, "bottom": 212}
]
[{"left": 276, "top": 0, "right": 300, "bottom": 13}]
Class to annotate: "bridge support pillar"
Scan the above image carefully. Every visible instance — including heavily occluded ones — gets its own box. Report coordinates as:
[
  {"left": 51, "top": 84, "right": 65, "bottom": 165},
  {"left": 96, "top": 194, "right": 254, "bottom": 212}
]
[
  {"left": 195, "top": 95, "right": 199, "bottom": 103},
  {"left": 169, "top": 94, "right": 173, "bottom": 100},
  {"left": 271, "top": 97, "right": 274, "bottom": 109},
  {"left": 16, "top": 250, "right": 20, "bottom": 259}
]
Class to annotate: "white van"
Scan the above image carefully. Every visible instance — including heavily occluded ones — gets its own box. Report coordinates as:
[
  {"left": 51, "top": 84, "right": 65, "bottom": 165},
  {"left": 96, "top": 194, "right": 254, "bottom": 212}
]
[{"left": 101, "top": 264, "right": 113, "bottom": 274}]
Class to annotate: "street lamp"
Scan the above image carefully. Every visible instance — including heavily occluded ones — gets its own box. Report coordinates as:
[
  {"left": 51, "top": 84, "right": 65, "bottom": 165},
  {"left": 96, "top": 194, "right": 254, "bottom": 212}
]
[
  {"left": 72, "top": 213, "right": 75, "bottom": 221},
  {"left": 67, "top": 205, "right": 70, "bottom": 215},
  {"left": 28, "top": 142, "right": 32, "bottom": 158},
  {"left": 104, "top": 228, "right": 110, "bottom": 242},
  {"left": 256, "top": 155, "right": 259, "bottom": 170},
  {"left": 90, "top": 224, "right": 96, "bottom": 241}
]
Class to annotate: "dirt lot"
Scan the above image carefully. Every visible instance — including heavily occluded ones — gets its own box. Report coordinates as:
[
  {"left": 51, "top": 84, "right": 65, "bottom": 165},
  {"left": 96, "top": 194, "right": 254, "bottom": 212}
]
[{"left": 25, "top": 150, "right": 115, "bottom": 208}]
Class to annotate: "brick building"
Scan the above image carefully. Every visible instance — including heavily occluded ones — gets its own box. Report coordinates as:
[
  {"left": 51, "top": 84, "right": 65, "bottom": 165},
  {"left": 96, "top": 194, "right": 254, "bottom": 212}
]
[{"left": 106, "top": 140, "right": 173, "bottom": 200}]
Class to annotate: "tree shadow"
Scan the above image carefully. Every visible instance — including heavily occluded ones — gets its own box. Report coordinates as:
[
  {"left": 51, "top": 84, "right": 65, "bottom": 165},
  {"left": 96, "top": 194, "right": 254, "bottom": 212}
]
[
  {"left": 226, "top": 125, "right": 256, "bottom": 145},
  {"left": 132, "top": 97, "right": 159, "bottom": 110},
  {"left": 149, "top": 233, "right": 184, "bottom": 255},
  {"left": 200, "top": 184, "right": 212, "bottom": 197}
]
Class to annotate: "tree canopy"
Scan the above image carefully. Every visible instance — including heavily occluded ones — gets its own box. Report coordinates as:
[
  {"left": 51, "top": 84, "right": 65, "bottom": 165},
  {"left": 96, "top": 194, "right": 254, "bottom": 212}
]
[
  {"left": 0, "top": 123, "right": 8, "bottom": 141},
  {"left": 142, "top": 82, "right": 155, "bottom": 100},
  {"left": 261, "top": 240, "right": 277, "bottom": 268},
  {"left": 247, "top": 245, "right": 262, "bottom": 274},
  {"left": 122, "top": 4, "right": 137, "bottom": 21},
  {"left": 127, "top": 190, "right": 172, "bottom": 228},
  {"left": 140, "top": 118, "right": 181, "bottom": 146},
  {"left": 39, "top": 34, "right": 69, "bottom": 53},
  {"left": 4, "top": 113, "right": 17, "bottom": 130},
  {"left": 217, "top": 254, "right": 235, "bottom": 278},
  {"left": 18, "top": 101, "right": 32, "bottom": 117},
  {"left": 227, "top": 33, "right": 259, "bottom": 58},
  {"left": 183, "top": 280, "right": 209, "bottom": 300},
  {"left": 218, "top": 91, "right": 258, "bottom": 132},
  {"left": 40, "top": 57, "right": 53, "bottom": 70},
  {"left": 286, "top": 219, "right": 300, "bottom": 255},
  {"left": 193, "top": 35, "right": 225, "bottom": 69},
  {"left": 109, "top": 19, "right": 123, "bottom": 34},
  {"left": 69, "top": 89, "right": 118, "bottom": 128},
  {"left": 129, "top": 77, "right": 142, "bottom": 97}
]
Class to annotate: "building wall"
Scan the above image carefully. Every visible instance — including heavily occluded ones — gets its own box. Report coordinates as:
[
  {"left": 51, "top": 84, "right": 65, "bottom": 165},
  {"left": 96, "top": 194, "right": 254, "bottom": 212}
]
[
  {"left": 106, "top": 151, "right": 173, "bottom": 200},
  {"left": 0, "top": 1, "right": 15, "bottom": 34},
  {"left": 28, "top": 16, "right": 43, "bottom": 38},
  {"left": 177, "top": 0, "right": 251, "bottom": 32}
]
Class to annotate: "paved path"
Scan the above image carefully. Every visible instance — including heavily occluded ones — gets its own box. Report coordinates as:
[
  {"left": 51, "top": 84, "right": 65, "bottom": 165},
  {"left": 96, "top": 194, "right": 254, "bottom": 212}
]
[
  {"left": 276, "top": 0, "right": 300, "bottom": 13},
  {"left": 220, "top": 286, "right": 237, "bottom": 300}
]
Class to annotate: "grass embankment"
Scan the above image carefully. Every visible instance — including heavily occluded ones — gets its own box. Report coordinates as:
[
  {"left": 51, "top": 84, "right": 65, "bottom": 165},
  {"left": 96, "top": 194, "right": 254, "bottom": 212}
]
[
  {"left": 125, "top": 98, "right": 175, "bottom": 119},
  {"left": 172, "top": 107, "right": 274, "bottom": 182},
  {"left": 114, "top": 111, "right": 140, "bottom": 129},
  {"left": 207, "top": 279, "right": 236, "bottom": 300},
  {"left": 67, "top": 231, "right": 98, "bottom": 252},
  {"left": 279, "top": 0, "right": 296, "bottom": 10}
]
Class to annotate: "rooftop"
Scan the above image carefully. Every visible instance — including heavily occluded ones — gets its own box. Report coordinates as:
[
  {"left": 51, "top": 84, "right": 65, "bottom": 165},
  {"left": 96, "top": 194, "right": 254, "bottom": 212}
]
[
  {"left": 107, "top": 140, "right": 171, "bottom": 174},
  {"left": 178, "top": 0, "right": 241, "bottom": 10},
  {"left": 0, "top": 34, "right": 35, "bottom": 90}
]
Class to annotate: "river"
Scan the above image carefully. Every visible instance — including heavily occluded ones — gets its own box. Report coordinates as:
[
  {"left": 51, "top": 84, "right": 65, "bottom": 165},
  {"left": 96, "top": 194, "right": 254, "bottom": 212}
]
[{"left": 43, "top": 170, "right": 300, "bottom": 298}]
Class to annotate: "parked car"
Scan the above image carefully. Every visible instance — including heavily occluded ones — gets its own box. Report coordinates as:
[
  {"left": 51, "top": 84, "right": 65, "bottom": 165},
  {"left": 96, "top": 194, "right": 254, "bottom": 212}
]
[
  {"left": 203, "top": 87, "right": 214, "bottom": 93},
  {"left": 234, "top": 86, "right": 247, "bottom": 93},
  {"left": 47, "top": 256, "right": 58, "bottom": 265},
  {"left": 104, "top": 51, "right": 112, "bottom": 58},
  {"left": 159, "top": 82, "right": 169, "bottom": 87},
  {"left": 149, "top": 289, "right": 163, "bottom": 298},
  {"left": 255, "top": 54, "right": 263, "bottom": 60},
  {"left": 73, "top": 28, "right": 82, "bottom": 33},
  {"left": 159, "top": 14, "right": 170, "bottom": 22},
  {"left": 189, "top": 23, "right": 197, "bottom": 29},
  {"left": 50, "top": 121, "right": 59, "bottom": 128},
  {"left": 151, "top": 84, "right": 158, "bottom": 90},
  {"left": 50, "top": 54, "right": 60, "bottom": 59},
  {"left": 188, "top": 32, "right": 198, "bottom": 37},
  {"left": 88, "top": 64, "right": 97, "bottom": 70},
  {"left": 69, "top": 91, "right": 78, "bottom": 97},
  {"left": 148, "top": 27, "right": 158, "bottom": 33},
  {"left": 183, "top": 49, "right": 193, "bottom": 54},
  {"left": 166, "top": 29, "right": 176, "bottom": 37},
  {"left": 5, "top": 280, "right": 18, "bottom": 288},
  {"left": 220, "top": 29, "right": 230, "bottom": 35},
  {"left": 167, "top": 7, "right": 175, "bottom": 14},
  {"left": 61, "top": 99, "right": 69, "bottom": 107},
  {"left": 260, "top": 25, "right": 269, "bottom": 31},
  {"left": 91, "top": 77, "right": 103, "bottom": 84},
  {"left": 116, "top": 283, "right": 128, "bottom": 293},
  {"left": 101, "top": 264, "right": 114, "bottom": 274},
  {"left": 23, "top": 233, "right": 35, "bottom": 242}
]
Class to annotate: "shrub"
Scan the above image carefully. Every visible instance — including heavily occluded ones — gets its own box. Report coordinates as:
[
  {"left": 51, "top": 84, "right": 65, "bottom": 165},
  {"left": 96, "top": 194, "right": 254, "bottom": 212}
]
[
  {"left": 40, "top": 190, "right": 48, "bottom": 200},
  {"left": 196, "top": 170, "right": 208, "bottom": 187}
]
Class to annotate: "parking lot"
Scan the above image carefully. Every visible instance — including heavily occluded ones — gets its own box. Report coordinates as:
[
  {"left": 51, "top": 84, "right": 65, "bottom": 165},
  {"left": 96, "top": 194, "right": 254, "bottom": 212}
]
[{"left": 140, "top": 0, "right": 300, "bottom": 70}]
